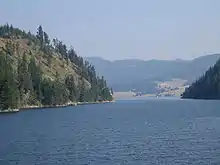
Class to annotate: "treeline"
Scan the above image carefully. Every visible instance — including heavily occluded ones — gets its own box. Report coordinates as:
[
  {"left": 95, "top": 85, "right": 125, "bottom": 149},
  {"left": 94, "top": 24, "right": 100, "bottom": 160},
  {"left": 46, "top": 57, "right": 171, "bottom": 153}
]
[
  {"left": 0, "top": 24, "right": 113, "bottom": 109},
  {"left": 182, "top": 59, "right": 220, "bottom": 99}
]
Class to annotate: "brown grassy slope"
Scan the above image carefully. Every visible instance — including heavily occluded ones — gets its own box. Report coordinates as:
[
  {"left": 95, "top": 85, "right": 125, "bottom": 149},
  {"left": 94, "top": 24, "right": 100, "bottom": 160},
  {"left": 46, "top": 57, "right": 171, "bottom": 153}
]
[{"left": 0, "top": 38, "right": 91, "bottom": 89}]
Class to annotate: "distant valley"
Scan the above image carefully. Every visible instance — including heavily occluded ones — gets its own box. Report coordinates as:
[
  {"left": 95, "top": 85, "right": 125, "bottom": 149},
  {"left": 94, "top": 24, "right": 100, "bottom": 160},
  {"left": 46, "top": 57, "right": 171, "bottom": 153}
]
[{"left": 86, "top": 54, "right": 220, "bottom": 96}]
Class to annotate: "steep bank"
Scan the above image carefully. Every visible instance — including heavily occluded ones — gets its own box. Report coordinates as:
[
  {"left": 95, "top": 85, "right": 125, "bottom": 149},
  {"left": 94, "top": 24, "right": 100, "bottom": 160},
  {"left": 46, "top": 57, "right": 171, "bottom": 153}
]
[
  {"left": 182, "top": 58, "right": 220, "bottom": 100},
  {"left": 0, "top": 24, "right": 113, "bottom": 110}
]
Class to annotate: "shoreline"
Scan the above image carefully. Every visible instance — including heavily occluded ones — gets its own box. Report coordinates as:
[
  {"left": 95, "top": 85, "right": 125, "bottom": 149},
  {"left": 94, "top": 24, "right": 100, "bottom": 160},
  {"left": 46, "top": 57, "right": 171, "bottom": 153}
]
[{"left": 0, "top": 100, "right": 115, "bottom": 113}]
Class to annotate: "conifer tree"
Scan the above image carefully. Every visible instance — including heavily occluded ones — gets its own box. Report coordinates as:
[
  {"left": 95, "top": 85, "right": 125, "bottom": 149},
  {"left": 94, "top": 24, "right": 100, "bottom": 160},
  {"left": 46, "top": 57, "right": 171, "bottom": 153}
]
[{"left": 36, "top": 25, "right": 44, "bottom": 49}]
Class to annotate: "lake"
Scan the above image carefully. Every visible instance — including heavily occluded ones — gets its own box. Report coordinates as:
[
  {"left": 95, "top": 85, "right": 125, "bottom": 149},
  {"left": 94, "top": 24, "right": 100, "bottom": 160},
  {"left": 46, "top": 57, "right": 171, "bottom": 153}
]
[{"left": 0, "top": 98, "right": 220, "bottom": 165}]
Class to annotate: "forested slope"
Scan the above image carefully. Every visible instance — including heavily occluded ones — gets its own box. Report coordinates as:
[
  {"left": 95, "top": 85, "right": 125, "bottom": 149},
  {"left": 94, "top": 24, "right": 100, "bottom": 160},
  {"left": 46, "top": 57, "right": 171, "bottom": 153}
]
[
  {"left": 0, "top": 24, "right": 113, "bottom": 110},
  {"left": 182, "top": 59, "right": 220, "bottom": 99}
]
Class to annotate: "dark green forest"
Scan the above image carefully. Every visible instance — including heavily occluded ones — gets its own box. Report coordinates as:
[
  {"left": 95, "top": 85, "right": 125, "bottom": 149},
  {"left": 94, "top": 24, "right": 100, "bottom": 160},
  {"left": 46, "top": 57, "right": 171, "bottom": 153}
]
[
  {"left": 0, "top": 24, "right": 113, "bottom": 109},
  {"left": 182, "top": 59, "right": 220, "bottom": 99}
]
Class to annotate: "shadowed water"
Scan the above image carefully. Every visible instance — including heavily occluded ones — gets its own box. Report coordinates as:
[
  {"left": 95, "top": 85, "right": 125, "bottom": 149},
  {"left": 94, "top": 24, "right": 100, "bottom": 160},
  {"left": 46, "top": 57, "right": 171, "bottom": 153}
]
[{"left": 0, "top": 98, "right": 220, "bottom": 165}]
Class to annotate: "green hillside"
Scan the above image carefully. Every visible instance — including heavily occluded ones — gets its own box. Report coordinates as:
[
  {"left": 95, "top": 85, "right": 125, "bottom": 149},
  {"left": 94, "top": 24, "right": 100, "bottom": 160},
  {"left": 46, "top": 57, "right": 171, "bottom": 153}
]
[{"left": 0, "top": 24, "right": 113, "bottom": 110}]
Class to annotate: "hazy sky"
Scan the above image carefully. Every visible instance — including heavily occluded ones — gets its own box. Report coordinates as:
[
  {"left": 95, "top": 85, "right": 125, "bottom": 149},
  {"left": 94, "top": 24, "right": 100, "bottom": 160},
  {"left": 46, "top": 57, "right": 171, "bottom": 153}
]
[{"left": 1, "top": 0, "right": 220, "bottom": 61}]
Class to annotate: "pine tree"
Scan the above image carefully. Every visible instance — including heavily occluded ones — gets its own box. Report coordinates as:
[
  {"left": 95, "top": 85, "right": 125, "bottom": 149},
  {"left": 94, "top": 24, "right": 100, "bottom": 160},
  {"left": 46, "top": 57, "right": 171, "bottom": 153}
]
[
  {"left": 65, "top": 75, "right": 77, "bottom": 102},
  {"left": 28, "top": 56, "right": 41, "bottom": 90},
  {"left": 43, "top": 31, "right": 50, "bottom": 45},
  {"left": 18, "top": 53, "right": 33, "bottom": 93},
  {"left": 36, "top": 25, "right": 44, "bottom": 49},
  {"left": 78, "top": 72, "right": 85, "bottom": 102},
  {"left": 0, "top": 54, "right": 19, "bottom": 109}
]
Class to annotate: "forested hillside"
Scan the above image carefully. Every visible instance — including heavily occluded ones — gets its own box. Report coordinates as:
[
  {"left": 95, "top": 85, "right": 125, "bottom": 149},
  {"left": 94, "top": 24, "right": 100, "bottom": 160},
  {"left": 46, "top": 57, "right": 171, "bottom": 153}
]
[
  {"left": 0, "top": 24, "right": 113, "bottom": 110},
  {"left": 182, "top": 59, "right": 220, "bottom": 99}
]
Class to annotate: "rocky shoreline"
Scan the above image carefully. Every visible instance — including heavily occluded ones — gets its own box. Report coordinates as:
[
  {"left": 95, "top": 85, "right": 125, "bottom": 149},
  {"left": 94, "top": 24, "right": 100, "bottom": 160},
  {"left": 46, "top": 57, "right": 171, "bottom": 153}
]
[
  {"left": 0, "top": 100, "right": 115, "bottom": 113},
  {"left": 0, "top": 109, "right": 19, "bottom": 113}
]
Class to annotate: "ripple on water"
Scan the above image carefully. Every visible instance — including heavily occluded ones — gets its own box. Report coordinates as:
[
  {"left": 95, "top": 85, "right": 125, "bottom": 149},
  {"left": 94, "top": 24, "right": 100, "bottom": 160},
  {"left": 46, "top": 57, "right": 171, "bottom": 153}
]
[{"left": 1, "top": 100, "right": 220, "bottom": 164}]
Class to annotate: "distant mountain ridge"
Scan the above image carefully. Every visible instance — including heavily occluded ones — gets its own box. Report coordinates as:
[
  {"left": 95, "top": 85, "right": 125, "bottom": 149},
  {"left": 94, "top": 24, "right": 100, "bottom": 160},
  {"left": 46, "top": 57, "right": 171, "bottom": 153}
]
[{"left": 86, "top": 54, "right": 220, "bottom": 93}]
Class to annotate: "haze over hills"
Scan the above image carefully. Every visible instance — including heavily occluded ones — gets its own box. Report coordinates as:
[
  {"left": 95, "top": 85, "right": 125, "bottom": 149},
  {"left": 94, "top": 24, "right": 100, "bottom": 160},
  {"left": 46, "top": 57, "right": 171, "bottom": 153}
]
[{"left": 86, "top": 54, "right": 220, "bottom": 94}]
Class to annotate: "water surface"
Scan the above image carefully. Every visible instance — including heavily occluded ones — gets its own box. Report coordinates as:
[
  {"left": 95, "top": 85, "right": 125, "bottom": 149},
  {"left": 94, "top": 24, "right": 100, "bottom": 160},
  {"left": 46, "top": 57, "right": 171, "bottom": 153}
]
[{"left": 0, "top": 98, "right": 220, "bottom": 164}]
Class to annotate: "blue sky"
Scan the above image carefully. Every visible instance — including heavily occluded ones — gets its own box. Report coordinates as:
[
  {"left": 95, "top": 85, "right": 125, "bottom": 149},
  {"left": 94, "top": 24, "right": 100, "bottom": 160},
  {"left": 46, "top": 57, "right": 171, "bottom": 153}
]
[{"left": 1, "top": 0, "right": 220, "bottom": 60}]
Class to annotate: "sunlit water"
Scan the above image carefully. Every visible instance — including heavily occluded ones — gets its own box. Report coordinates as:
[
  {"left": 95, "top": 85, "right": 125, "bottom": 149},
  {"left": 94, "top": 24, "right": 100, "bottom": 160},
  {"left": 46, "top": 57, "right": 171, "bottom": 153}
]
[{"left": 1, "top": 98, "right": 220, "bottom": 165}]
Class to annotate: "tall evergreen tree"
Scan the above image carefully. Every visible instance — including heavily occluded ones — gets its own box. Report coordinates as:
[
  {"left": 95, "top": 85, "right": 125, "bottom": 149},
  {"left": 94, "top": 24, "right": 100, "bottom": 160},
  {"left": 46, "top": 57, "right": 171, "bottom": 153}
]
[
  {"left": 65, "top": 75, "right": 77, "bottom": 102},
  {"left": 43, "top": 31, "right": 50, "bottom": 45},
  {"left": 0, "top": 54, "right": 20, "bottom": 109},
  {"left": 78, "top": 72, "right": 85, "bottom": 102},
  {"left": 18, "top": 53, "right": 33, "bottom": 93},
  {"left": 36, "top": 25, "right": 44, "bottom": 48}
]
